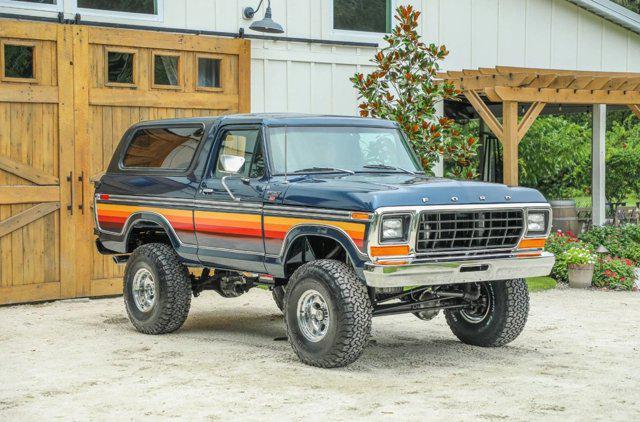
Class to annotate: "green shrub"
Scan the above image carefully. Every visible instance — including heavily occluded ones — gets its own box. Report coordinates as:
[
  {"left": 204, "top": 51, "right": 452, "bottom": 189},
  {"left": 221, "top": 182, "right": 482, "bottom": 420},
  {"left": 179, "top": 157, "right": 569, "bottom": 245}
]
[
  {"left": 579, "top": 224, "right": 640, "bottom": 265},
  {"left": 594, "top": 257, "right": 636, "bottom": 290}
]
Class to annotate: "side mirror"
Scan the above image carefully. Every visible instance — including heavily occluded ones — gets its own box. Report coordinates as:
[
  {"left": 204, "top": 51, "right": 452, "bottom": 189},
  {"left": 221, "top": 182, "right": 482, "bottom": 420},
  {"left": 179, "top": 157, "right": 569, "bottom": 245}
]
[{"left": 220, "top": 154, "right": 246, "bottom": 174}]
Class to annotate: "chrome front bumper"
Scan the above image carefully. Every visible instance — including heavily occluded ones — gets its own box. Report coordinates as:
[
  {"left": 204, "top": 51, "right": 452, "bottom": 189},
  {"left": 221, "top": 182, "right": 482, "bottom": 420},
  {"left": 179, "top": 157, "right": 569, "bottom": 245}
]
[{"left": 362, "top": 252, "right": 555, "bottom": 288}]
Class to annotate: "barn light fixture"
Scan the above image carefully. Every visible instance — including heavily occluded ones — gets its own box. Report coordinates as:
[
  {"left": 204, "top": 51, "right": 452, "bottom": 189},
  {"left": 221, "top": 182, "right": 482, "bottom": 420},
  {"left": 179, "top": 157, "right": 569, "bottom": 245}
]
[{"left": 243, "top": 0, "right": 284, "bottom": 34}]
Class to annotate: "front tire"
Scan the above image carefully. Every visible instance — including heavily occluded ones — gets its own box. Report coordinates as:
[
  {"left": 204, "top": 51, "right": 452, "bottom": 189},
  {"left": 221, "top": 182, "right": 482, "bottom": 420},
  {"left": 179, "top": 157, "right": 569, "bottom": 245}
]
[
  {"left": 444, "top": 279, "right": 529, "bottom": 347},
  {"left": 284, "top": 260, "right": 372, "bottom": 368},
  {"left": 123, "top": 243, "right": 192, "bottom": 335}
]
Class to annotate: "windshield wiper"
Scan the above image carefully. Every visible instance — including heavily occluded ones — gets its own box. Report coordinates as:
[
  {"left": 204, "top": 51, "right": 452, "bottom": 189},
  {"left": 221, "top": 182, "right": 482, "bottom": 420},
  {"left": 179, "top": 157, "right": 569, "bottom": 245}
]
[
  {"left": 293, "top": 167, "right": 355, "bottom": 175},
  {"left": 362, "top": 164, "right": 417, "bottom": 175}
]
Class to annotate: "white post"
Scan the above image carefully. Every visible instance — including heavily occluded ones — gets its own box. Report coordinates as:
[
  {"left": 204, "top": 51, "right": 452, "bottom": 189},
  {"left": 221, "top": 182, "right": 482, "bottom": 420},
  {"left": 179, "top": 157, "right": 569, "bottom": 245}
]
[
  {"left": 592, "top": 104, "right": 606, "bottom": 227},
  {"left": 433, "top": 100, "right": 444, "bottom": 177}
]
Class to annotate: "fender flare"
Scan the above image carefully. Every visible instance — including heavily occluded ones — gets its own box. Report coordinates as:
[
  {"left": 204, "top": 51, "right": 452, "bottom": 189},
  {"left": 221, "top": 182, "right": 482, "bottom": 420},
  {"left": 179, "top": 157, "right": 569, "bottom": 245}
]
[
  {"left": 280, "top": 224, "right": 368, "bottom": 271},
  {"left": 123, "top": 212, "right": 184, "bottom": 252}
]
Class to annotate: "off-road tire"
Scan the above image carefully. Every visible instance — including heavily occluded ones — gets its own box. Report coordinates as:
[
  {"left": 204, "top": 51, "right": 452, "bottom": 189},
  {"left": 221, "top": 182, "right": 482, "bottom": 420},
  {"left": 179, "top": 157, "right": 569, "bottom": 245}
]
[
  {"left": 444, "top": 279, "right": 529, "bottom": 347},
  {"left": 123, "top": 243, "right": 192, "bottom": 335},
  {"left": 272, "top": 285, "right": 285, "bottom": 312},
  {"left": 284, "top": 259, "right": 372, "bottom": 368}
]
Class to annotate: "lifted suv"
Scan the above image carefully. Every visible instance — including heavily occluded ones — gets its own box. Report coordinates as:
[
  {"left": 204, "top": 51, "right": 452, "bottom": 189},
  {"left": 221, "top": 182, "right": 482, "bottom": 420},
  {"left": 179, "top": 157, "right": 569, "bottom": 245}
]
[{"left": 95, "top": 114, "right": 554, "bottom": 367}]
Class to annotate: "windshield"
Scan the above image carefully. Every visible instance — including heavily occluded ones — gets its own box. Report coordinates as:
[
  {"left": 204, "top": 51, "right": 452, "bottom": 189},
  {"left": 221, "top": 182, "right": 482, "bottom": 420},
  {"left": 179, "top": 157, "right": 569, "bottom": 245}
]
[{"left": 267, "top": 126, "right": 422, "bottom": 174}]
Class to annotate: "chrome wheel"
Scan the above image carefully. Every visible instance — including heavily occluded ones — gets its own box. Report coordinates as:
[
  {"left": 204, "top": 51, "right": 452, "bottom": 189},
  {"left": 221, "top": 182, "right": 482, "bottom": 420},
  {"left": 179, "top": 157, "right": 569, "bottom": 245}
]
[
  {"left": 132, "top": 267, "right": 156, "bottom": 312},
  {"left": 460, "top": 283, "right": 491, "bottom": 324},
  {"left": 297, "top": 289, "right": 330, "bottom": 342}
]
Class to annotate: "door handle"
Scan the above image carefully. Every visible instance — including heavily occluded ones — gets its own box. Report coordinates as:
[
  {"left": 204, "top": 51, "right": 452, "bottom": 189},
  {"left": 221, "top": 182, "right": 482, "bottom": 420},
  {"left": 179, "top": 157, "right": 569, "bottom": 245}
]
[
  {"left": 66, "top": 171, "right": 74, "bottom": 215},
  {"left": 201, "top": 188, "right": 214, "bottom": 194},
  {"left": 78, "top": 171, "right": 85, "bottom": 214}
]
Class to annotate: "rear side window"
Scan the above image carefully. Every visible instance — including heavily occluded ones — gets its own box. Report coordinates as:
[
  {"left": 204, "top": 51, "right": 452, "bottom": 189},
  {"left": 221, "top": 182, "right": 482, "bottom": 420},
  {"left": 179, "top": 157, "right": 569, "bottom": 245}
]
[{"left": 122, "top": 125, "right": 204, "bottom": 170}]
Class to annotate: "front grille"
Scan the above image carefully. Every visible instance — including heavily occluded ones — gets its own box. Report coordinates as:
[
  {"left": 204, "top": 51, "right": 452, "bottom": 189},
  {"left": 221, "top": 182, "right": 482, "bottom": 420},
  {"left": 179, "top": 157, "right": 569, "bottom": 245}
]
[{"left": 416, "top": 209, "right": 524, "bottom": 253}]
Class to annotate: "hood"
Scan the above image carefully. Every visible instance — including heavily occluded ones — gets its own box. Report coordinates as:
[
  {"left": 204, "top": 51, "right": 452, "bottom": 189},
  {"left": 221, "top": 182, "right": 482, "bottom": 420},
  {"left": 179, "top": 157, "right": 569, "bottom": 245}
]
[{"left": 278, "top": 174, "right": 547, "bottom": 211}]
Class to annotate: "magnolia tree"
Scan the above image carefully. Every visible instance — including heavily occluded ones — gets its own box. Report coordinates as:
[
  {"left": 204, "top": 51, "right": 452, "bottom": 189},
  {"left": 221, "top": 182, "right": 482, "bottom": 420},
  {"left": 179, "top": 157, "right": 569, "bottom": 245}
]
[{"left": 351, "top": 5, "right": 478, "bottom": 178}]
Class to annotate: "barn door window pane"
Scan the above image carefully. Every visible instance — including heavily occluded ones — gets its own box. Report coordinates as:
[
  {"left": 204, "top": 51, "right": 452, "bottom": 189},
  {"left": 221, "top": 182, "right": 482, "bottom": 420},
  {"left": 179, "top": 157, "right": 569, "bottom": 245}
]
[
  {"left": 77, "top": 0, "right": 158, "bottom": 15},
  {"left": 3, "top": 44, "right": 34, "bottom": 79},
  {"left": 197, "top": 57, "right": 221, "bottom": 89},
  {"left": 154, "top": 54, "right": 180, "bottom": 87},
  {"left": 122, "top": 125, "right": 205, "bottom": 170},
  {"left": 333, "top": 0, "right": 391, "bottom": 33},
  {"left": 107, "top": 51, "right": 135, "bottom": 84}
]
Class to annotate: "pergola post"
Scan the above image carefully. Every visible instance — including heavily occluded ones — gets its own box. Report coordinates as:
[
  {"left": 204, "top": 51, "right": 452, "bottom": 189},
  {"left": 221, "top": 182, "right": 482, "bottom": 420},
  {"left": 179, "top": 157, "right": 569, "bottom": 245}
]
[
  {"left": 592, "top": 104, "right": 606, "bottom": 227},
  {"left": 502, "top": 101, "right": 519, "bottom": 186}
]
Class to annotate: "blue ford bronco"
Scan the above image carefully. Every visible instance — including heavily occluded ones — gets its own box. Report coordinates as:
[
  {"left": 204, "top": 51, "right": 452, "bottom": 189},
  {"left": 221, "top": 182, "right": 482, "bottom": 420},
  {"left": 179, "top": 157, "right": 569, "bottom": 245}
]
[{"left": 94, "top": 113, "right": 554, "bottom": 368}]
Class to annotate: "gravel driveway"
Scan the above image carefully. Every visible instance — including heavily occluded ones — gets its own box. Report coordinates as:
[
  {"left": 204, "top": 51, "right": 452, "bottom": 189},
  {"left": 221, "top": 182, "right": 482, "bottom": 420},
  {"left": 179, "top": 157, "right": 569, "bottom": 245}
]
[{"left": 1, "top": 287, "right": 638, "bottom": 421}]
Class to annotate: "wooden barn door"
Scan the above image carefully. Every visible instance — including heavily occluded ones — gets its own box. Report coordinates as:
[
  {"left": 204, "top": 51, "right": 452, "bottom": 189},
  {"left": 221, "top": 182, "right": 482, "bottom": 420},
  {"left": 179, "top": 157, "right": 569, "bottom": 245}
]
[
  {"left": 0, "top": 21, "right": 250, "bottom": 305},
  {"left": 76, "top": 26, "right": 250, "bottom": 298},
  {"left": 0, "top": 23, "right": 78, "bottom": 304}
]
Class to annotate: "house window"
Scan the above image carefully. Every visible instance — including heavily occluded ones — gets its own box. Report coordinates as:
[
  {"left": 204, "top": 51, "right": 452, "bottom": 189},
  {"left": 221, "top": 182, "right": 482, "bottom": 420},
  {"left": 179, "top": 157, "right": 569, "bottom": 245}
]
[
  {"left": 333, "top": 0, "right": 391, "bottom": 33},
  {"left": 8, "top": 0, "right": 55, "bottom": 4},
  {"left": 77, "top": 0, "right": 158, "bottom": 15},
  {"left": 2, "top": 42, "right": 35, "bottom": 81},
  {"left": 197, "top": 57, "right": 221, "bottom": 90},
  {"left": 122, "top": 125, "right": 205, "bottom": 170},
  {"left": 106, "top": 50, "right": 136, "bottom": 86},
  {"left": 0, "top": 0, "right": 61, "bottom": 11},
  {"left": 153, "top": 54, "right": 180, "bottom": 88}
]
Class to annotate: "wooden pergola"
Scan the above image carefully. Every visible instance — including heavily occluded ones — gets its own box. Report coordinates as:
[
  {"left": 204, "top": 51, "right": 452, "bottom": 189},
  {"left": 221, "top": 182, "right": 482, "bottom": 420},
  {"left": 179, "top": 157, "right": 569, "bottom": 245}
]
[{"left": 438, "top": 66, "right": 640, "bottom": 226}]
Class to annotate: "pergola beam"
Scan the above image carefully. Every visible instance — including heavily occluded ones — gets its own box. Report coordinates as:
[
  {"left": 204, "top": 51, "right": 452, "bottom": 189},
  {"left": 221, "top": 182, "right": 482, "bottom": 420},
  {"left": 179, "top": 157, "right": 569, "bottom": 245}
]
[
  {"left": 464, "top": 90, "right": 504, "bottom": 141},
  {"left": 629, "top": 104, "right": 640, "bottom": 119},
  {"left": 491, "top": 86, "right": 640, "bottom": 105},
  {"left": 518, "top": 102, "right": 546, "bottom": 142}
]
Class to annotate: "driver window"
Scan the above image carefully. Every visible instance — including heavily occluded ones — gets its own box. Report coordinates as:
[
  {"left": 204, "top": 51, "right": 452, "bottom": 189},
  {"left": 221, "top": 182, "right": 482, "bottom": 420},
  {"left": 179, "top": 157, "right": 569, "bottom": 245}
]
[{"left": 214, "top": 129, "right": 264, "bottom": 179}]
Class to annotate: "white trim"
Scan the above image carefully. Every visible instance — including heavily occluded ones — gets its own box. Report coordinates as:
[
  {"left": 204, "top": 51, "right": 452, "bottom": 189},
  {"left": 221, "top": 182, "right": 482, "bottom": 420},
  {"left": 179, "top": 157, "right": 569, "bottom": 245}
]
[
  {"left": 321, "top": 0, "right": 397, "bottom": 44},
  {"left": 71, "top": 0, "right": 163, "bottom": 23},
  {"left": 0, "top": 0, "right": 63, "bottom": 13}
]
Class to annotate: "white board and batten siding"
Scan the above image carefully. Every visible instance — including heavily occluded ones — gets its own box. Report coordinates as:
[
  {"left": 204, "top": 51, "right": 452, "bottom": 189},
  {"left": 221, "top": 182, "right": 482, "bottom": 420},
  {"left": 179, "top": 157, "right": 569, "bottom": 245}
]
[{"left": 1, "top": 0, "right": 640, "bottom": 115}]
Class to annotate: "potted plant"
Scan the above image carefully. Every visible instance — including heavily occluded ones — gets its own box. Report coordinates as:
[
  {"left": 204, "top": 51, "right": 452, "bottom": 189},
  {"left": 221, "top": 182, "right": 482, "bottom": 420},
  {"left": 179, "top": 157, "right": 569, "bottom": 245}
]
[{"left": 565, "top": 246, "right": 596, "bottom": 288}]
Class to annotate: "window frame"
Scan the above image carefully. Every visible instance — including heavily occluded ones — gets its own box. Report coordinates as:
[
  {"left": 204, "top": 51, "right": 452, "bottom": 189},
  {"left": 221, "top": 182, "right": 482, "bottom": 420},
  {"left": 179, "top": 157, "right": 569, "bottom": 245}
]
[
  {"left": 322, "top": 0, "right": 396, "bottom": 43},
  {"left": 0, "top": 0, "right": 63, "bottom": 13},
  {"left": 118, "top": 123, "right": 207, "bottom": 175},
  {"left": 0, "top": 39, "right": 38, "bottom": 84},
  {"left": 207, "top": 125, "right": 268, "bottom": 181},
  {"left": 151, "top": 50, "right": 183, "bottom": 90},
  {"left": 104, "top": 47, "right": 138, "bottom": 88},
  {"left": 195, "top": 53, "right": 224, "bottom": 93},
  {"left": 71, "top": 0, "right": 163, "bottom": 22}
]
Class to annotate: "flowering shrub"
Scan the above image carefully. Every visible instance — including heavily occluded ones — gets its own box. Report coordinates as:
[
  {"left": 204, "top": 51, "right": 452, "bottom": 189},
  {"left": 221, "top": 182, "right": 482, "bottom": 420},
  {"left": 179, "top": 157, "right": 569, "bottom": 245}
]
[
  {"left": 579, "top": 224, "right": 640, "bottom": 265},
  {"left": 594, "top": 257, "right": 636, "bottom": 290},
  {"left": 564, "top": 246, "right": 596, "bottom": 266},
  {"left": 546, "top": 228, "right": 639, "bottom": 290}
]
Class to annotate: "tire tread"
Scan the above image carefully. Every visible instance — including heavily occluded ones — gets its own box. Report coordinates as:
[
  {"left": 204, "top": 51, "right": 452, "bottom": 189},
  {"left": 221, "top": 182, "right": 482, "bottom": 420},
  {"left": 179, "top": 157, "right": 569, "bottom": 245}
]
[{"left": 124, "top": 243, "right": 191, "bottom": 335}]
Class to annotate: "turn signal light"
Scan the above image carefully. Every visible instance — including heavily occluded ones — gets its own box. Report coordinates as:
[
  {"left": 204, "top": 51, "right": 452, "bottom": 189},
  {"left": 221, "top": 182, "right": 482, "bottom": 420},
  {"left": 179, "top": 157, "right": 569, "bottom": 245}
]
[
  {"left": 370, "top": 244, "right": 410, "bottom": 257},
  {"left": 517, "top": 238, "right": 546, "bottom": 250},
  {"left": 350, "top": 212, "right": 372, "bottom": 221},
  {"left": 376, "top": 260, "right": 409, "bottom": 266}
]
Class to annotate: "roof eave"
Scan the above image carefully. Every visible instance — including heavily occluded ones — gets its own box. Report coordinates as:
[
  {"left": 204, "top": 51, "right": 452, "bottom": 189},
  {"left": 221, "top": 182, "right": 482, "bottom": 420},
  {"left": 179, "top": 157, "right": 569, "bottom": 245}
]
[{"left": 567, "top": 0, "right": 640, "bottom": 35}]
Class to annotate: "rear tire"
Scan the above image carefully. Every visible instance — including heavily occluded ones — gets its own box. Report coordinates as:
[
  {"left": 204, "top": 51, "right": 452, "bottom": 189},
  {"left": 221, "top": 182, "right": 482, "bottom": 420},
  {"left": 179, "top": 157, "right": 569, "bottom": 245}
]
[
  {"left": 123, "top": 243, "right": 192, "bottom": 335},
  {"left": 272, "top": 285, "right": 285, "bottom": 312},
  {"left": 444, "top": 279, "right": 529, "bottom": 347},
  {"left": 284, "top": 260, "right": 372, "bottom": 368}
]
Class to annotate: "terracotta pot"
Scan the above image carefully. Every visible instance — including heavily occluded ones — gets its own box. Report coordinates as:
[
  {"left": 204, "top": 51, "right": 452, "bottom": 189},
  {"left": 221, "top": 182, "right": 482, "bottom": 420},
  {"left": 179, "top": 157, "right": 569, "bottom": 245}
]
[{"left": 568, "top": 263, "right": 594, "bottom": 289}]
